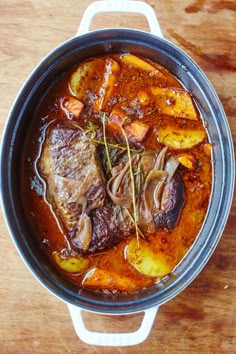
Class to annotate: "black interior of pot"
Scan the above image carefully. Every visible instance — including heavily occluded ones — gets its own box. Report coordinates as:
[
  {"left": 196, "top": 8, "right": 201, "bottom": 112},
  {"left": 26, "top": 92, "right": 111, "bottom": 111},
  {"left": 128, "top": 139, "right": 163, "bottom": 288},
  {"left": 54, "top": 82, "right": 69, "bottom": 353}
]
[{"left": 1, "top": 29, "right": 234, "bottom": 314}]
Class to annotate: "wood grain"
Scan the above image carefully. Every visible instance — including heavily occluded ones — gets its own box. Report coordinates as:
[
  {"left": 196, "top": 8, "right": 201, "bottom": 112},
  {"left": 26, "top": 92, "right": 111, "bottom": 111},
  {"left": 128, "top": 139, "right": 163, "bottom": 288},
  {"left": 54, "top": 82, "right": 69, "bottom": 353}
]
[{"left": 0, "top": 1, "right": 235, "bottom": 353}]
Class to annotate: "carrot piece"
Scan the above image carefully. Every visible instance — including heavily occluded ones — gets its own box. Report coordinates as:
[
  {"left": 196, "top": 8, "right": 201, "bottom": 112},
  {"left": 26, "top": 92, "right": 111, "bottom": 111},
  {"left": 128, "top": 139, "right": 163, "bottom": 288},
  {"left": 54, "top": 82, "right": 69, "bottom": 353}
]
[
  {"left": 94, "top": 58, "right": 120, "bottom": 112},
  {"left": 120, "top": 54, "right": 164, "bottom": 78},
  {"left": 124, "top": 120, "right": 150, "bottom": 142},
  {"left": 108, "top": 107, "right": 149, "bottom": 142},
  {"left": 150, "top": 86, "right": 198, "bottom": 120},
  {"left": 83, "top": 267, "right": 137, "bottom": 291},
  {"left": 109, "top": 106, "right": 127, "bottom": 126},
  {"left": 178, "top": 153, "right": 197, "bottom": 170},
  {"left": 203, "top": 143, "right": 212, "bottom": 158},
  {"left": 60, "top": 96, "right": 84, "bottom": 119}
]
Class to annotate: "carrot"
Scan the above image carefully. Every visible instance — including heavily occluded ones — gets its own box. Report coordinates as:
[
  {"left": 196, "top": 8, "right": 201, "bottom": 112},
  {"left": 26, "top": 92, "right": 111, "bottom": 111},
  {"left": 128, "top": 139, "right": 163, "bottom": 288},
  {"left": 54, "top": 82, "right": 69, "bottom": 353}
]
[
  {"left": 108, "top": 106, "right": 127, "bottom": 127},
  {"left": 108, "top": 107, "right": 149, "bottom": 142},
  {"left": 203, "top": 143, "right": 212, "bottom": 158},
  {"left": 82, "top": 267, "right": 137, "bottom": 291},
  {"left": 94, "top": 58, "right": 120, "bottom": 112},
  {"left": 60, "top": 96, "right": 84, "bottom": 119},
  {"left": 178, "top": 153, "right": 197, "bottom": 170},
  {"left": 124, "top": 120, "right": 150, "bottom": 142}
]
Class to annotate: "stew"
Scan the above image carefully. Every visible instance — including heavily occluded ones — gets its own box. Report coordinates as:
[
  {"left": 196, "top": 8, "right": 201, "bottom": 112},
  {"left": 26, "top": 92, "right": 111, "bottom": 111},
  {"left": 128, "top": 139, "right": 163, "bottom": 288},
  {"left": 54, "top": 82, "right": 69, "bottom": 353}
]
[{"left": 21, "top": 53, "right": 212, "bottom": 293}]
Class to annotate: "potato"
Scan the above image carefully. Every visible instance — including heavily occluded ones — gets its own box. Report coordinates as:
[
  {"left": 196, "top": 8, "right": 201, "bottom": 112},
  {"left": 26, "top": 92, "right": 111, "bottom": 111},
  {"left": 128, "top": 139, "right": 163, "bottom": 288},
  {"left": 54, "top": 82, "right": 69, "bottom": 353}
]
[
  {"left": 120, "top": 54, "right": 164, "bottom": 78},
  {"left": 53, "top": 252, "right": 89, "bottom": 274},
  {"left": 69, "top": 58, "right": 105, "bottom": 100},
  {"left": 158, "top": 125, "right": 206, "bottom": 149},
  {"left": 126, "top": 238, "right": 172, "bottom": 277},
  {"left": 82, "top": 267, "right": 137, "bottom": 291},
  {"left": 150, "top": 87, "right": 198, "bottom": 120}
]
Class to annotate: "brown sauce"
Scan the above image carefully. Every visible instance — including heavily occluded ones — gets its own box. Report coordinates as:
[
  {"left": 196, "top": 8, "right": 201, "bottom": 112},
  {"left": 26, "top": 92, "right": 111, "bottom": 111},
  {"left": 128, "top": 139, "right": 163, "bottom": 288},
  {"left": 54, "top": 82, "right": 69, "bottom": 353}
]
[{"left": 21, "top": 53, "right": 212, "bottom": 293}]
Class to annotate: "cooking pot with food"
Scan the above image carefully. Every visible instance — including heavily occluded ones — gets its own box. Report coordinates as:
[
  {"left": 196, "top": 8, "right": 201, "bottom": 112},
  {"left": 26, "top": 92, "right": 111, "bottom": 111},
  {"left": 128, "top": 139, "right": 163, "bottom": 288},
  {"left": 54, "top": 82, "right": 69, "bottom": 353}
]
[{"left": 0, "top": 0, "right": 234, "bottom": 346}]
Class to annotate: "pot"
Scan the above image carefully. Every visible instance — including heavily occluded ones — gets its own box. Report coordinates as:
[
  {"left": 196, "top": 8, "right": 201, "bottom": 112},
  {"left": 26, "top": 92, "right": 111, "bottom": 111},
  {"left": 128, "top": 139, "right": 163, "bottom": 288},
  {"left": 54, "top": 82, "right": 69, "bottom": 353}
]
[{"left": 0, "top": 0, "right": 235, "bottom": 347}]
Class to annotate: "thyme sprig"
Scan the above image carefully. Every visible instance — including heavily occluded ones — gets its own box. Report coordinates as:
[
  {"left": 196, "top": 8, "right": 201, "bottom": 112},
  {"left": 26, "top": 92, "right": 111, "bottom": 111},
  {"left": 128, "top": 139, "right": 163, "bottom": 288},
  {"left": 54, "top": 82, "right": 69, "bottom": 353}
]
[
  {"left": 102, "top": 113, "right": 112, "bottom": 172},
  {"left": 73, "top": 121, "right": 140, "bottom": 152},
  {"left": 121, "top": 125, "right": 140, "bottom": 243}
]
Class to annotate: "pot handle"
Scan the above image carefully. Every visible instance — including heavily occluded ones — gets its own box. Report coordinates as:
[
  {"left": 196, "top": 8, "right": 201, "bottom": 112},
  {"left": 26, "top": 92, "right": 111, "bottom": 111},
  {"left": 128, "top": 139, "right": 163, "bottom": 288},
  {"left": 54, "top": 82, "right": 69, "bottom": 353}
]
[
  {"left": 67, "top": 304, "right": 159, "bottom": 346},
  {"left": 77, "top": 0, "right": 163, "bottom": 38}
]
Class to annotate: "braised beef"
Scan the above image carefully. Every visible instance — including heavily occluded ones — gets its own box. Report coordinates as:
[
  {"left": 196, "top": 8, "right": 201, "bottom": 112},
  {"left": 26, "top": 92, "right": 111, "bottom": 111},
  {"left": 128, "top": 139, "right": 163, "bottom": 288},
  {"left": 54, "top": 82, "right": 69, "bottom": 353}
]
[
  {"left": 38, "top": 121, "right": 106, "bottom": 252},
  {"left": 38, "top": 120, "right": 185, "bottom": 254}
]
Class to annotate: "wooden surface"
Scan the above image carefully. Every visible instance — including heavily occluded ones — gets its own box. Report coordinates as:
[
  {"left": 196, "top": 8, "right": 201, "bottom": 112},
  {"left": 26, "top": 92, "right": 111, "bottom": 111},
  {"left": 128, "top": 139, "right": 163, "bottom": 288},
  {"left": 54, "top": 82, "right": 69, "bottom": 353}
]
[{"left": 0, "top": 0, "right": 235, "bottom": 353}]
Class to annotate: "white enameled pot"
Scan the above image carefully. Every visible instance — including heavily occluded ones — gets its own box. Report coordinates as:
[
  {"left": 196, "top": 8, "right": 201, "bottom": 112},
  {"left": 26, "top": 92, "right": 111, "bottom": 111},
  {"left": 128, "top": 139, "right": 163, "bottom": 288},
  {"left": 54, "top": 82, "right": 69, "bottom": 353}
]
[{"left": 0, "top": 0, "right": 234, "bottom": 346}]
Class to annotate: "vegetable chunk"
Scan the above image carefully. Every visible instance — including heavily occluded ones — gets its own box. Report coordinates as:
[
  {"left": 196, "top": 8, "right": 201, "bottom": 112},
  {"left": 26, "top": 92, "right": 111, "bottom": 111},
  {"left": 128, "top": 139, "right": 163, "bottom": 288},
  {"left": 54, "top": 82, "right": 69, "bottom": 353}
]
[
  {"left": 158, "top": 125, "right": 206, "bottom": 149},
  {"left": 60, "top": 96, "right": 84, "bottom": 119},
  {"left": 126, "top": 238, "right": 172, "bottom": 277},
  {"left": 108, "top": 107, "right": 149, "bottom": 142},
  {"left": 94, "top": 58, "right": 120, "bottom": 112},
  {"left": 53, "top": 252, "right": 89, "bottom": 274},
  {"left": 120, "top": 53, "right": 164, "bottom": 78},
  {"left": 69, "top": 58, "right": 105, "bottom": 100},
  {"left": 82, "top": 267, "right": 137, "bottom": 291},
  {"left": 124, "top": 120, "right": 150, "bottom": 142},
  {"left": 178, "top": 153, "right": 197, "bottom": 170},
  {"left": 150, "top": 87, "right": 198, "bottom": 120}
]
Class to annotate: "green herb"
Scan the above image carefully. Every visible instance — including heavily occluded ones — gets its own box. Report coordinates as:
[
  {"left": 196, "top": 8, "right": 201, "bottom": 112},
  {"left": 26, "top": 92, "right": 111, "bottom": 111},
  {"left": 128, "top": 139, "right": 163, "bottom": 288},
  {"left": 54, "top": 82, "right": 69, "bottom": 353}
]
[
  {"left": 102, "top": 113, "right": 112, "bottom": 172},
  {"left": 72, "top": 123, "right": 85, "bottom": 131}
]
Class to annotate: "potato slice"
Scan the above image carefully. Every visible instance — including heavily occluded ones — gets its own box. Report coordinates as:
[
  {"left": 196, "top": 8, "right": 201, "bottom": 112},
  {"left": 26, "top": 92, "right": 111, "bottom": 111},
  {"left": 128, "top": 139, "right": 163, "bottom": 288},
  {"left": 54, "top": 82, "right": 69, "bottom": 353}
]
[
  {"left": 82, "top": 267, "right": 137, "bottom": 291},
  {"left": 120, "top": 54, "right": 164, "bottom": 78},
  {"left": 150, "top": 87, "right": 198, "bottom": 120},
  {"left": 126, "top": 238, "right": 172, "bottom": 277},
  {"left": 53, "top": 252, "right": 89, "bottom": 274},
  {"left": 158, "top": 125, "right": 206, "bottom": 149},
  {"left": 69, "top": 58, "right": 105, "bottom": 100}
]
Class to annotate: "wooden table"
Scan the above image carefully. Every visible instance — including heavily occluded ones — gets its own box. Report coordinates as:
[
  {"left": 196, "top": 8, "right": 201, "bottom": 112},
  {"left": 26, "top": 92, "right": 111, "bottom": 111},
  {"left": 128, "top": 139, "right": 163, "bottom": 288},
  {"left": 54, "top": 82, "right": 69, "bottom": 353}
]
[{"left": 0, "top": 1, "right": 235, "bottom": 353}]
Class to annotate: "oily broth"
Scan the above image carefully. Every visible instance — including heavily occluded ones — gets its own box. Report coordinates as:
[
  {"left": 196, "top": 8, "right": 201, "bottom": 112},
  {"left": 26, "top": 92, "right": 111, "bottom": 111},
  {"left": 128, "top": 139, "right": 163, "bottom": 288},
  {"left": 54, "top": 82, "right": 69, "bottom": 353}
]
[{"left": 21, "top": 53, "right": 212, "bottom": 293}]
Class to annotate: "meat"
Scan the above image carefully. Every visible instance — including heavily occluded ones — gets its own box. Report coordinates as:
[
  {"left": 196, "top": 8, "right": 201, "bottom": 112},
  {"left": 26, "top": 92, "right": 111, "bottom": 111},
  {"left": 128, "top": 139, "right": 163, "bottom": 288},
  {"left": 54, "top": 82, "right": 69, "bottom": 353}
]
[
  {"left": 39, "top": 121, "right": 107, "bottom": 252},
  {"left": 39, "top": 120, "right": 185, "bottom": 254},
  {"left": 87, "top": 207, "right": 135, "bottom": 253}
]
